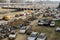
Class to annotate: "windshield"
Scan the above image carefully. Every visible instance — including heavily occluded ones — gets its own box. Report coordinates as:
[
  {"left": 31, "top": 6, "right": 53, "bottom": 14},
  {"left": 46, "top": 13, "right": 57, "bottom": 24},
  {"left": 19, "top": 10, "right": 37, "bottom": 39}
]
[
  {"left": 30, "top": 34, "right": 36, "bottom": 37},
  {"left": 38, "top": 35, "right": 45, "bottom": 39},
  {"left": 51, "top": 21, "right": 55, "bottom": 24},
  {"left": 51, "top": 23, "right": 54, "bottom": 24},
  {"left": 21, "top": 27, "right": 26, "bottom": 30},
  {"left": 11, "top": 32, "right": 15, "bottom": 35}
]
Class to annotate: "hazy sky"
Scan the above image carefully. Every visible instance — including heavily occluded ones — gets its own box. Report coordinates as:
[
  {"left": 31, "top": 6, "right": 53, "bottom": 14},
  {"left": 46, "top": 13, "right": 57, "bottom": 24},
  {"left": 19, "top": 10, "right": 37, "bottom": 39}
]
[
  {"left": 26, "top": 0, "right": 60, "bottom": 1},
  {"left": 50, "top": 0, "right": 60, "bottom": 1}
]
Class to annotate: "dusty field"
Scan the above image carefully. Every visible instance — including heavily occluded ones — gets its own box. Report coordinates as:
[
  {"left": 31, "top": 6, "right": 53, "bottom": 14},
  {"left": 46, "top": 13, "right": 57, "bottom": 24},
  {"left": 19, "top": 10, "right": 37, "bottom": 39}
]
[
  {"left": 2, "top": 13, "right": 43, "bottom": 40},
  {"left": 0, "top": 8, "right": 23, "bottom": 18},
  {"left": 0, "top": 8, "right": 24, "bottom": 25}
]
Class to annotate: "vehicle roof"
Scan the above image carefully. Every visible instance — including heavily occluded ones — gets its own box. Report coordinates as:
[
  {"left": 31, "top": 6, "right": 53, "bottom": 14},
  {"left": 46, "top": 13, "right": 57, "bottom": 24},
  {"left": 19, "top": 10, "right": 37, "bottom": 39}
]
[
  {"left": 38, "top": 33, "right": 46, "bottom": 39},
  {"left": 21, "top": 27, "right": 27, "bottom": 30},
  {"left": 40, "top": 33, "right": 46, "bottom": 36},
  {"left": 56, "top": 27, "right": 60, "bottom": 30}
]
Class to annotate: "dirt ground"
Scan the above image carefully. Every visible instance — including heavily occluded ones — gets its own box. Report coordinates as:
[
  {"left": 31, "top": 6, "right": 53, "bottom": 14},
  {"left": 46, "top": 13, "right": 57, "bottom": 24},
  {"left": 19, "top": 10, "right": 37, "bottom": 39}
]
[
  {"left": 0, "top": 8, "right": 24, "bottom": 25},
  {"left": 2, "top": 13, "right": 43, "bottom": 40},
  {"left": 0, "top": 7, "right": 27, "bottom": 18},
  {"left": 3, "top": 33, "right": 27, "bottom": 40}
]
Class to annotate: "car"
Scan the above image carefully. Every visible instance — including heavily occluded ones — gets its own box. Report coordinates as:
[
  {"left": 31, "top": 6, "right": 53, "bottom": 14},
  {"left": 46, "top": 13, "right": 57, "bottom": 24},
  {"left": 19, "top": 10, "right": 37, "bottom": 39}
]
[
  {"left": 15, "top": 26, "right": 21, "bottom": 29},
  {"left": 23, "top": 20, "right": 30, "bottom": 26},
  {"left": 0, "top": 34, "right": 6, "bottom": 39},
  {"left": 11, "top": 26, "right": 20, "bottom": 29},
  {"left": 43, "top": 13, "right": 51, "bottom": 17},
  {"left": 28, "top": 17, "right": 37, "bottom": 21},
  {"left": 38, "top": 18, "right": 55, "bottom": 26},
  {"left": 1, "top": 30, "right": 7, "bottom": 34},
  {"left": 19, "top": 24, "right": 24, "bottom": 27},
  {"left": 0, "top": 27, "right": 11, "bottom": 38},
  {"left": 0, "top": 34, "right": 5, "bottom": 39},
  {"left": 0, "top": 34, "right": 3, "bottom": 40},
  {"left": 19, "top": 27, "right": 27, "bottom": 34},
  {"left": 37, "top": 33, "right": 47, "bottom": 40},
  {"left": 50, "top": 21, "right": 55, "bottom": 27},
  {"left": 55, "top": 27, "right": 60, "bottom": 32},
  {"left": 38, "top": 18, "right": 51, "bottom": 26},
  {"left": 27, "top": 32, "right": 39, "bottom": 40},
  {"left": 1, "top": 33, "right": 7, "bottom": 38},
  {"left": 44, "top": 20, "right": 50, "bottom": 25},
  {"left": 38, "top": 20, "right": 44, "bottom": 26},
  {"left": 8, "top": 30, "right": 16, "bottom": 40}
]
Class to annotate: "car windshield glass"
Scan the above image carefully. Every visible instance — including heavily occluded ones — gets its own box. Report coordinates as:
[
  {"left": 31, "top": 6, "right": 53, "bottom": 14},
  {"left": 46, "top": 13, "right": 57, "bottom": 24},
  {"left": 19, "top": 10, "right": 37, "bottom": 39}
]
[
  {"left": 38, "top": 35, "right": 45, "bottom": 39},
  {"left": 11, "top": 32, "right": 15, "bottom": 34},
  {"left": 40, "top": 21, "right": 44, "bottom": 22},
  {"left": 21, "top": 28, "right": 26, "bottom": 30},
  {"left": 51, "top": 21, "right": 54, "bottom": 23},
  {"left": 30, "top": 34, "right": 36, "bottom": 37},
  {"left": 51, "top": 23, "right": 54, "bottom": 24}
]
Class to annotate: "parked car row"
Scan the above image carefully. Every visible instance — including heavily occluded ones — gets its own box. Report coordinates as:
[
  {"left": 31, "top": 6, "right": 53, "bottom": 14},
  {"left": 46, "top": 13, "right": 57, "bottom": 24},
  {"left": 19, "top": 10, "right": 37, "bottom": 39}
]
[
  {"left": 27, "top": 32, "right": 47, "bottom": 40},
  {"left": 43, "top": 7, "right": 60, "bottom": 20},
  {"left": 0, "top": 25, "right": 17, "bottom": 40},
  {"left": 38, "top": 18, "right": 55, "bottom": 27}
]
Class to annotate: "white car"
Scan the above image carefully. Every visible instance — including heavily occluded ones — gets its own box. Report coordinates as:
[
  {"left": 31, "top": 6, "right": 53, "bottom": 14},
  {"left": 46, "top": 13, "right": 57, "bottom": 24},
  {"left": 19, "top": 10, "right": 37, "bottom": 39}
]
[
  {"left": 37, "top": 33, "right": 47, "bottom": 40},
  {"left": 50, "top": 21, "right": 55, "bottom": 27},
  {"left": 55, "top": 27, "right": 60, "bottom": 32},
  {"left": 9, "top": 31, "right": 16, "bottom": 39},
  {"left": 19, "top": 27, "right": 27, "bottom": 33},
  {"left": 27, "top": 32, "right": 39, "bottom": 40}
]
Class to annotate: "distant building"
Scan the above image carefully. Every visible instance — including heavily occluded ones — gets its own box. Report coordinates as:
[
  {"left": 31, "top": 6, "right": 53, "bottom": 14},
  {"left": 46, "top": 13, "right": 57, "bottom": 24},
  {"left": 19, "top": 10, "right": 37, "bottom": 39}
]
[{"left": 10, "top": 0, "right": 25, "bottom": 3}]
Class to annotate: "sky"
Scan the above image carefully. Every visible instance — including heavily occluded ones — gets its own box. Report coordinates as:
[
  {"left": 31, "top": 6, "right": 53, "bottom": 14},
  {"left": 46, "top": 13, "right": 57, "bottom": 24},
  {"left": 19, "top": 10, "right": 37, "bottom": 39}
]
[
  {"left": 26, "top": 0, "right": 60, "bottom": 1},
  {"left": 50, "top": 0, "right": 60, "bottom": 1}
]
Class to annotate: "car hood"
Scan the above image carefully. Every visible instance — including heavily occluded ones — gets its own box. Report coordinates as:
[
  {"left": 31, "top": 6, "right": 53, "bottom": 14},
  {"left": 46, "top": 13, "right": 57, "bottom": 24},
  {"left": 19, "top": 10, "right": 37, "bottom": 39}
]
[
  {"left": 37, "top": 38, "right": 45, "bottom": 40},
  {"left": 28, "top": 37, "right": 36, "bottom": 40},
  {"left": 9, "top": 34, "right": 16, "bottom": 38},
  {"left": 20, "top": 30, "right": 26, "bottom": 33},
  {"left": 20, "top": 30, "right": 26, "bottom": 32},
  {"left": 37, "top": 38, "right": 44, "bottom": 40}
]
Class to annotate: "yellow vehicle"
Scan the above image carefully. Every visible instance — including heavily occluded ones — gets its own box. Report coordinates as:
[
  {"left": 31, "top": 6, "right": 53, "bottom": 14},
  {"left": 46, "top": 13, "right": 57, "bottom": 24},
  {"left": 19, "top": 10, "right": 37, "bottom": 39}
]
[{"left": 2, "top": 15, "right": 11, "bottom": 21}]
